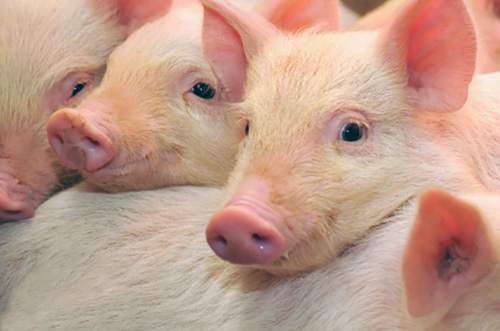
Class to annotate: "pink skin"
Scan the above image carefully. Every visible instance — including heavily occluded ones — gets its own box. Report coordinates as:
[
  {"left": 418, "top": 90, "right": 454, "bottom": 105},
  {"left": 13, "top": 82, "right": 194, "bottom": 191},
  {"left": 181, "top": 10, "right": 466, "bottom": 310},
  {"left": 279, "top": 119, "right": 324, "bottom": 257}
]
[
  {"left": 0, "top": 181, "right": 34, "bottom": 221},
  {"left": 44, "top": 0, "right": 330, "bottom": 194},
  {"left": 206, "top": 177, "right": 285, "bottom": 265},
  {"left": 0, "top": 72, "right": 96, "bottom": 222},
  {"left": 47, "top": 108, "right": 115, "bottom": 172},
  {"left": 0, "top": 0, "right": 173, "bottom": 222},
  {"left": 200, "top": 0, "right": 484, "bottom": 275},
  {"left": 403, "top": 188, "right": 494, "bottom": 318},
  {"left": 200, "top": 0, "right": 342, "bottom": 268}
]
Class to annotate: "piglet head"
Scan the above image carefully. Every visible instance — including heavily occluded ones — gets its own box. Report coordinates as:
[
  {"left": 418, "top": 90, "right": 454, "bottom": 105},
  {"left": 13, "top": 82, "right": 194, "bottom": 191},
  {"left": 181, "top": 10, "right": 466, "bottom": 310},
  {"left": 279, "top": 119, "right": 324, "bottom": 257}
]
[
  {"left": 205, "top": 0, "right": 478, "bottom": 275},
  {"left": 47, "top": 2, "right": 247, "bottom": 192},
  {"left": 0, "top": 0, "right": 176, "bottom": 221}
]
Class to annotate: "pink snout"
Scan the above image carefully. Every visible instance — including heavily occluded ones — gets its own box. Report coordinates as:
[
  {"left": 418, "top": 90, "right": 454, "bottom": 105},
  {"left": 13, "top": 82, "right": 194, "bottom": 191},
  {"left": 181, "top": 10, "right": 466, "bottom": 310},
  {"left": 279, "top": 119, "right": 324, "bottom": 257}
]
[
  {"left": 206, "top": 205, "right": 284, "bottom": 265},
  {"left": 0, "top": 190, "right": 34, "bottom": 222},
  {"left": 47, "top": 108, "right": 115, "bottom": 172}
]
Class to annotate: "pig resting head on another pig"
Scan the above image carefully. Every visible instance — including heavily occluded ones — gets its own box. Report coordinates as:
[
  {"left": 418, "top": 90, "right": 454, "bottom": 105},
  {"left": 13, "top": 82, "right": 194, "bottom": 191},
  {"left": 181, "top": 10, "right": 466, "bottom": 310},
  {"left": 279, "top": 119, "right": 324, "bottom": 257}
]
[
  {"left": 46, "top": 1, "right": 246, "bottom": 192},
  {"left": 202, "top": 0, "right": 482, "bottom": 276},
  {"left": 45, "top": 0, "right": 337, "bottom": 192}
]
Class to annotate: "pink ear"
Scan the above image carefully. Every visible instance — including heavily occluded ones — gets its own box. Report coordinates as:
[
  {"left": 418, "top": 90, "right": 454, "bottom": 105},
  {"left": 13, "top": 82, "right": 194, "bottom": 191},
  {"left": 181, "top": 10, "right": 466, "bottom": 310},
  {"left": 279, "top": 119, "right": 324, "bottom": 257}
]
[
  {"left": 378, "top": 0, "right": 476, "bottom": 112},
  {"left": 402, "top": 188, "right": 493, "bottom": 318},
  {"left": 201, "top": 0, "right": 278, "bottom": 103},
  {"left": 116, "top": 0, "right": 174, "bottom": 33},
  {"left": 256, "top": 0, "right": 339, "bottom": 33}
]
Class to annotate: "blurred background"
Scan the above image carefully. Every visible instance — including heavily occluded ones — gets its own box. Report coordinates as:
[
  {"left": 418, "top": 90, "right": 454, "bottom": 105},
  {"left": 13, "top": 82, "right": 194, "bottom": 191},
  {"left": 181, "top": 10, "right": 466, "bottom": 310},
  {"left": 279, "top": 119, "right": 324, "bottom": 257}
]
[{"left": 230, "top": 0, "right": 389, "bottom": 28}]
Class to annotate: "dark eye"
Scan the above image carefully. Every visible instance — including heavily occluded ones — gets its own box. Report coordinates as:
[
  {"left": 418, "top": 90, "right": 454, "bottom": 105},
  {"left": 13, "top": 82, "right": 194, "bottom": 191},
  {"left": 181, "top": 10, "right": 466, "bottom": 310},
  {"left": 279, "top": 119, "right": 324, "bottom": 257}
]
[
  {"left": 245, "top": 121, "right": 249, "bottom": 136},
  {"left": 191, "top": 82, "right": 216, "bottom": 99},
  {"left": 71, "top": 82, "right": 87, "bottom": 98},
  {"left": 339, "top": 122, "right": 364, "bottom": 142}
]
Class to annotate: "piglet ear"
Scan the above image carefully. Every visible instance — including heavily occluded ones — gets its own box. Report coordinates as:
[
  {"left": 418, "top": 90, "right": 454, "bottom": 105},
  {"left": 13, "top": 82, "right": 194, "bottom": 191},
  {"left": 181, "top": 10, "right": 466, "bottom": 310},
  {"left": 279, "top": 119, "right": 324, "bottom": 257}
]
[
  {"left": 256, "top": 0, "right": 339, "bottom": 33},
  {"left": 116, "top": 0, "right": 174, "bottom": 34},
  {"left": 201, "top": 0, "right": 278, "bottom": 103},
  {"left": 402, "top": 188, "right": 493, "bottom": 318},
  {"left": 377, "top": 0, "right": 476, "bottom": 112}
]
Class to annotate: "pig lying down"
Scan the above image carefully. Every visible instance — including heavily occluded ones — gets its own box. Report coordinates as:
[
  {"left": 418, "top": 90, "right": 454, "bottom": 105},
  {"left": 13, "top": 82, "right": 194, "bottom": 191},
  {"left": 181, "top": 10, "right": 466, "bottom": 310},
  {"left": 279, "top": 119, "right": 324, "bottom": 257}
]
[
  {"left": 0, "top": 0, "right": 171, "bottom": 221},
  {"left": 46, "top": 0, "right": 245, "bottom": 193},
  {"left": 0, "top": 183, "right": 498, "bottom": 329},
  {"left": 45, "top": 0, "right": 338, "bottom": 192},
  {"left": 202, "top": 0, "right": 500, "bottom": 276}
]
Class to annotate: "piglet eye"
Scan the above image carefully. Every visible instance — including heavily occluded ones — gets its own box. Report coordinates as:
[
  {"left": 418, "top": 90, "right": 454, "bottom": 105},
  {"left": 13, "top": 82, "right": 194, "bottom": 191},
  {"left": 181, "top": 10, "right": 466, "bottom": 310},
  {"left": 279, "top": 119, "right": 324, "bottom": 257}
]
[
  {"left": 192, "top": 82, "right": 216, "bottom": 99},
  {"left": 71, "top": 82, "right": 87, "bottom": 98},
  {"left": 339, "top": 122, "right": 364, "bottom": 142},
  {"left": 245, "top": 121, "right": 250, "bottom": 136}
]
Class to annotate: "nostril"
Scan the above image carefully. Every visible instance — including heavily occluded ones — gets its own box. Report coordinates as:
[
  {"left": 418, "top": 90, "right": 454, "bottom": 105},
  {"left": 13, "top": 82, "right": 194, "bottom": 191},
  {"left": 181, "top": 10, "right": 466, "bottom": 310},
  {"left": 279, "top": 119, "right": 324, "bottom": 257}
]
[
  {"left": 217, "top": 235, "right": 227, "bottom": 246},
  {"left": 209, "top": 235, "right": 228, "bottom": 255},
  {"left": 49, "top": 133, "right": 64, "bottom": 150},
  {"left": 54, "top": 133, "right": 63, "bottom": 144},
  {"left": 86, "top": 136, "right": 99, "bottom": 147},
  {"left": 252, "top": 233, "right": 266, "bottom": 242}
]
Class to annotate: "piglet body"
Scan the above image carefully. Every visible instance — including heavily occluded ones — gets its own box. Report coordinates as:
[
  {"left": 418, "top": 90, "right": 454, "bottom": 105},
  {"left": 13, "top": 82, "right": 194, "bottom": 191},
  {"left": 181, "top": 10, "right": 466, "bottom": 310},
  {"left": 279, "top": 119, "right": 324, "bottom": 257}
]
[
  {"left": 2, "top": 185, "right": 500, "bottom": 329},
  {"left": 0, "top": 183, "right": 408, "bottom": 330}
]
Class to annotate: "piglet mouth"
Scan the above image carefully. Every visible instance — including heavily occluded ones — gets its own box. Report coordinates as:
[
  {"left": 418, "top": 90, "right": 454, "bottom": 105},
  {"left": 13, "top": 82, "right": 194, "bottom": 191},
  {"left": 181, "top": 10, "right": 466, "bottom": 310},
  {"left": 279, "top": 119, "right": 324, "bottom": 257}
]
[{"left": 88, "top": 148, "right": 182, "bottom": 180}]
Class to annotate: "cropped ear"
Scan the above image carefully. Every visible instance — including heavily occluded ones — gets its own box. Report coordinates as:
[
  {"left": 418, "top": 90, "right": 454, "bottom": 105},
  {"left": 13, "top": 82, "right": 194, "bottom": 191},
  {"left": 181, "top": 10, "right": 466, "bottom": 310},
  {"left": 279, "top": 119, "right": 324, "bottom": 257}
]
[
  {"left": 201, "top": 0, "right": 278, "bottom": 103},
  {"left": 256, "top": 0, "right": 339, "bottom": 33},
  {"left": 377, "top": 0, "right": 476, "bottom": 112},
  {"left": 402, "top": 188, "right": 493, "bottom": 318},
  {"left": 116, "top": 0, "right": 174, "bottom": 34}
]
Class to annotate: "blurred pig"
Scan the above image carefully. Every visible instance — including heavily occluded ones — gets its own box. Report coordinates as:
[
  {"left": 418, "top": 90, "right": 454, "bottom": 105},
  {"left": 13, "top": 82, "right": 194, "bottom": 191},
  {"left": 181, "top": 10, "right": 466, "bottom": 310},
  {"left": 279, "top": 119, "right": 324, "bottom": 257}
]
[
  {"left": 45, "top": 0, "right": 338, "bottom": 193},
  {"left": 352, "top": 0, "right": 500, "bottom": 74},
  {"left": 2, "top": 185, "right": 499, "bottom": 329},
  {"left": 0, "top": 0, "right": 171, "bottom": 221},
  {"left": 201, "top": 0, "right": 500, "bottom": 275},
  {"left": 402, "top": 187, "right": 500, "bottom": 330}
]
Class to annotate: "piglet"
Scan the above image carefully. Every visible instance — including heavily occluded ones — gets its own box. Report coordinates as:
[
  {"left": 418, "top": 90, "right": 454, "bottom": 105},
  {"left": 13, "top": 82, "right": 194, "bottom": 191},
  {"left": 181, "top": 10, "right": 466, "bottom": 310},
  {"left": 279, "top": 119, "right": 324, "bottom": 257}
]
[
  {"left": 201, "top": 0, "right": 500, "bottom": 276},
  {"left": 0, "top": 0, "right": 171, "bottom": 221},
  {"left": 402, "top": 187, "right": 500, "bottom": 330},
  {"left": 45, "top": 0, "right": 337, "bottom": 193},
  {"left": 2, "top": 185, "right": 500, "bottom": 329}
]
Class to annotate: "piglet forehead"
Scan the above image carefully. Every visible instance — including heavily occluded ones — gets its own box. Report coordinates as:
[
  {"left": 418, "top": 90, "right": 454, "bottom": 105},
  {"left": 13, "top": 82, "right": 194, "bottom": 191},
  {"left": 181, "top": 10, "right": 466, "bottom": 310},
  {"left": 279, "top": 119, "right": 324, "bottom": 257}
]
[{"left": 243, "top": 31, "right": 404, "bottom": 138}]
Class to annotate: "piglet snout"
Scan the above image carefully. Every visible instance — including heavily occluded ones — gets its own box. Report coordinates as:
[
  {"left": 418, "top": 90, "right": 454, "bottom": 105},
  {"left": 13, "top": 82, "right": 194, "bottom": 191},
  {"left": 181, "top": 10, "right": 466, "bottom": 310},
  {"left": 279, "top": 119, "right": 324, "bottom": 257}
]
[
  {"left": 206, "top": 195, "right": 285, "bottom": 265},
  {"left": 47, "top": 108, "right": 115, "bottom": 172},
  {"left": 0, "top": 190, "right": 34, "bottom": 222}
]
